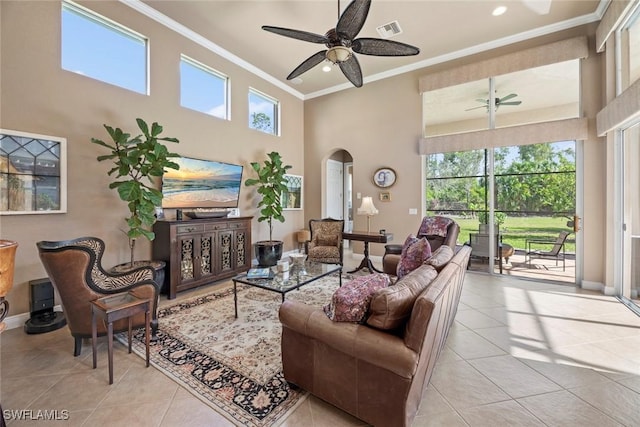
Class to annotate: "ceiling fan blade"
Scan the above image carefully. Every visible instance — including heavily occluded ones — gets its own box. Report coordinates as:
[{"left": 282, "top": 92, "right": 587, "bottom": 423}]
[
  {"left": 339, "top": 54, "right": 363, "bottom": 87},
  {"left": 352, "top": 38, "right": 420, "bottom": 56},
  {"left": 262, "top": 26, "right": 328, "bottom": 44},
  {"left": 500, "top": 101, "right": 522, "bottom": 106},
  {"left": 498, "top": 93, "right": 518, "bottom": 102},
  {"left": 465, "top": 105, "right": 488, "bottom": 111},
  {"left": 286, "top": 50, "right": 328, "bottom": 80},
  {"left": 475, "top": 98, "right": 488, "bottom": 104},
  {"left": 336, "top": 0, "right": 371, "bottom": 40}
]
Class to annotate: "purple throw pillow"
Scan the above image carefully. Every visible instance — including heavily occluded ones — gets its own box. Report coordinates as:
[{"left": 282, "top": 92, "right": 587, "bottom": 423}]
[
  {"left": 396, "top": 237, "right": 432, "bottom": 279},
  {"left": 323, "top": 273, "right": 391, "bottom": 322}
]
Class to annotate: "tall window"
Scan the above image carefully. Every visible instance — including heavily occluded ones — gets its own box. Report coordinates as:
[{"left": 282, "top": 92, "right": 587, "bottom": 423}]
[
  {"left": 180, "top": 56, "right": 229, "bottom": 119},
  {"left": 61, "top": 1, "right": 148, "bottom": 94},
  {"left": 249, "top": 89, "right": 279, "bottom": 135}
]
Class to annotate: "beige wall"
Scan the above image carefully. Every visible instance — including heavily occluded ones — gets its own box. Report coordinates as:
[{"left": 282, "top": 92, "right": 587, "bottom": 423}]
[
  {"left": 0, "top": 1, "right": 305, "bottom": 316},
  {"left": 304, "top": 25, "right": 608, "bottom": 289}
]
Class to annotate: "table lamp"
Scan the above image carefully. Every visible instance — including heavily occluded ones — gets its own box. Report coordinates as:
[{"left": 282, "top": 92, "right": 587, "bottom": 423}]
[
  {"left": 357, "top": 196, "right": 379, "bottom": 233},
  {"left": 296, "top": 229, "right": 311, "bottom": 253}
]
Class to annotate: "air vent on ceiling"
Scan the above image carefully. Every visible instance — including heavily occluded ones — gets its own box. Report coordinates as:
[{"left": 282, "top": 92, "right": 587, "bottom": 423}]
[{"left": 376, "top": 20, "right": 403, "bottom": 39}]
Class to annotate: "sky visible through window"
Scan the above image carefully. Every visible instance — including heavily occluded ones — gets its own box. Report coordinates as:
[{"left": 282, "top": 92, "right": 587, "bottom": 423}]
[
  {"left": 62, "top": 2, "right": 280, "bottom": 133},
  {"left": 180, "top": 58, "right": 227, "bottom": 119},
  {"left": 61, "top": 3, "right": 147, "bottom": 94}
]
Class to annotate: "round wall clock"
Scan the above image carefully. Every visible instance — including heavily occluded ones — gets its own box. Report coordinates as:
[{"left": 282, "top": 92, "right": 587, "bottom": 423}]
[{"left": 373, "top": 168, "right": 396, "bottom": 188}]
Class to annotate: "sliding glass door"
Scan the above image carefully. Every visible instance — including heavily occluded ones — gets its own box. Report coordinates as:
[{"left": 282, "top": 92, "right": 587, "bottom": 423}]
[
  {"left": 622, "top": 121, "right": 640, "bottom": 302},
  {"left": 426, "top": 141, "right": 577, "bottom": 283}
]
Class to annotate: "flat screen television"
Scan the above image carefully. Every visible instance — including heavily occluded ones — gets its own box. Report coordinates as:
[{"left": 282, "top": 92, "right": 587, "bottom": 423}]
[{"left": 161, "top": 156, "right": 243, "bottom": 210}]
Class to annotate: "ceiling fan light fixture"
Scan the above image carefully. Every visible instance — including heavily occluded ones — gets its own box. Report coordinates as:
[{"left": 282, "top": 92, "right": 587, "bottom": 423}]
[
  {"left": 326, "top": 46, "right": 352, "bottom": 64},
  {"left": 322, "top": 64, "right": 332, "bottom": 72}
]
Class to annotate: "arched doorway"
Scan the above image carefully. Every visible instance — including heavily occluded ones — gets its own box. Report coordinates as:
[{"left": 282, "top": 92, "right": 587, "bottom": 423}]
[{"left": 324, "top": 149, "right": 353, "bottom": 231}]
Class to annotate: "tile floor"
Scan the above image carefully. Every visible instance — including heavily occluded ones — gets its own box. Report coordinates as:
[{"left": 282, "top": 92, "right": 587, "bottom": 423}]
[{"left": 2, "top": 254, "right": 640, "bottom": 426}]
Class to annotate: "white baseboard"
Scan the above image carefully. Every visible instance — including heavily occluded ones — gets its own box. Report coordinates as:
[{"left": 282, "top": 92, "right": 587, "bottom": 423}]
[
  {"left": 581, "top": 280, "right": 607, "bottom": 293},
  {"left": 4, "top": 305, "right": 63, "bottom": 330}
]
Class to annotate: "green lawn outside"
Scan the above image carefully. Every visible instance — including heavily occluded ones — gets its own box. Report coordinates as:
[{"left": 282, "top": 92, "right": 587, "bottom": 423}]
[{"left": 453, "top": 216, "right": 575, "bottom": 252}]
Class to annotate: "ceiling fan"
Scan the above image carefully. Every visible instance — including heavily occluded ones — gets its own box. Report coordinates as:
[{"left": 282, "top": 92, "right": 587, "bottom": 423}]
[
  {"left": 262, "top": 0, "right": 420, "bottom": 88},
  {"left": 465, "top": 93, "right": 522, "bottom": 112}
]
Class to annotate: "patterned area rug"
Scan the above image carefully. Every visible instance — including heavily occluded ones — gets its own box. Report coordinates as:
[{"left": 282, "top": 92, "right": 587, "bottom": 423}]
[{"left": 122, "top": 271, "right": 346, "bottom": 426}]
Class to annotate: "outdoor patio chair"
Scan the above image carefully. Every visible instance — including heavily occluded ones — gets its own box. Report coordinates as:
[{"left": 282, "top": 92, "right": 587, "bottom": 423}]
[{"left": 525, "top": 231, "right": 571, "bottom": 271}]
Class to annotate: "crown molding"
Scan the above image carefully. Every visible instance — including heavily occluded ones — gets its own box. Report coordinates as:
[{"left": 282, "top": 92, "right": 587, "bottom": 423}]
[{"left": 120, "top": 0, "right": 604, "bottom": 101}]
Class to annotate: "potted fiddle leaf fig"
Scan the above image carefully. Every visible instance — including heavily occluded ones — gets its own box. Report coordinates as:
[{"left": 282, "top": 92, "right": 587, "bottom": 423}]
[
  {"left": 91, "top": 118, "right": 180, "bottom": 266},
  {"left": 244, "top": 151, "right": 292, "bottom": 266}
]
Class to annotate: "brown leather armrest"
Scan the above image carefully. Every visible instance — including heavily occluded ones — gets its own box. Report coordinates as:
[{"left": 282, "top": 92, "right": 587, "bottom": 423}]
[{"left": 384, "top": 244, "right": 402, "bottom": 255}]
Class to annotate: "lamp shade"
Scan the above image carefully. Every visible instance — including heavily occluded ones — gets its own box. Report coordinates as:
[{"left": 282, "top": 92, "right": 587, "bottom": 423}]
[
  {"left": 357, "top": 197, "right": 379, "bottom": 216},
  {"left": 297, "top": 230, "right": 311, "bottom": 243}
]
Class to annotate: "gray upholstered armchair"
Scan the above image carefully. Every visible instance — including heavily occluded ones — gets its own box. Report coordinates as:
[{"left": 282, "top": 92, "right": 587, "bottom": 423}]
[
  {"left": 305, "top": 218, "right": 345, "bottom": 265},
  {"left": 37, "top": 236, "right": 161, "bottom": 356}
]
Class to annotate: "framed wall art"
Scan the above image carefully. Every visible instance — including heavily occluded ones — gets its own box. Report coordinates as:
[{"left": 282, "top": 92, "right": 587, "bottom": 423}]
[
  {"left": 379, "top": 191, "right": 391, "bottom": 202},
  {"left": 282, "top": 174, "right": 303, "bottom": 210},
  {"left": 373, "top": 167, "right": 396, "bottom": 188},
  {"left": 0, "top": 129, "right": 67, "bottom": 215}
]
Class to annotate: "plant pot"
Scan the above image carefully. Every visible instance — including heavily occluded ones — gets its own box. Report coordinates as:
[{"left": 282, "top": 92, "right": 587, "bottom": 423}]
[
  {"left": 0, "top": 240, "right": 18, "bottom": 326},
  {"left": 254, "top": 241, "right": 283, "bottom": 267}
]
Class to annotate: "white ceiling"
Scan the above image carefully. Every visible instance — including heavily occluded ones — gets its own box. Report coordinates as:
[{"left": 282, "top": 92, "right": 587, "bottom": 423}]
[{"left": 134, "top": 0, "right": 605, "bottom": 99}]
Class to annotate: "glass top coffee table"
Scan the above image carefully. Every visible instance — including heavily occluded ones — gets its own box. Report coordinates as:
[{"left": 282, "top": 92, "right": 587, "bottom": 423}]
[{"left": 232, "top": 261, "right": 342, "bottom": 318}]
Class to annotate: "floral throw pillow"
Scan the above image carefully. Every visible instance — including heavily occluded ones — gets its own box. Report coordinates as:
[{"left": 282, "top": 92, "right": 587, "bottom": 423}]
[
  {"left": 323, "top": 273, "right": 391, "bottom": 322},
  {"left": 396, "top": 237, "right": 432, "bottom": 279}
]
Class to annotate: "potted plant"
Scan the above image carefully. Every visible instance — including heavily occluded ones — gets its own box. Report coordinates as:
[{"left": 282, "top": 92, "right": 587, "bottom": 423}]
[
  {"left": 244, "top": 151, "right": 292, "bottom": 266},
  {"left": 91, "top": 118, "right": 180, "bottom": 267}
]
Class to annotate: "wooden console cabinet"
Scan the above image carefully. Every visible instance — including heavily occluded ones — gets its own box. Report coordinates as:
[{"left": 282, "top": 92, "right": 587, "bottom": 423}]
[{"left": 152, "top": 217, "right": 252, "bottom": 299}]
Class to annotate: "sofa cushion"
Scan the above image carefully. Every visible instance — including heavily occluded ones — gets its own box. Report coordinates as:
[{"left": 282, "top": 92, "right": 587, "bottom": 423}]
[
  {"left": 367, "top": 265, "right": 438, "bottom": 330},
  {"left": 396, "top": 236, "right": 432, "bottom": 279},
  {"left": 323, "top": 273, "right": 391, "bottom": 322},
  {"left": 427, "top": 245, "right": 454, "bottom": 271}
]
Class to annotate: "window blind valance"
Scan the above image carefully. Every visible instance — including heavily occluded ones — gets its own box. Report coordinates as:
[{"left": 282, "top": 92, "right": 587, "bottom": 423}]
[
  {"left": 418, "top": 118, "right": 589, "bottom": 155},
  {"left": 419, "top": 36, "right": 589, "bottom": 94}
]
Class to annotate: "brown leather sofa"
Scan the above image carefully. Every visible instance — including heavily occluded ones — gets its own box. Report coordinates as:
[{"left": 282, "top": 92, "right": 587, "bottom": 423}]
[
  {"left": 383, "top": 216, "right": 460, "bottom": 276},
  {"left": 279, "top": 245, "right": 471, "bottom": 427}
]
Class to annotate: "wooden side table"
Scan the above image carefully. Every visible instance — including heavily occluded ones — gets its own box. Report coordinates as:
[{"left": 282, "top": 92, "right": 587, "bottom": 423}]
[
  {"left": 342, "top": 231, "right": 393, "bottom": 273},
  {"left": 91, "top": 292, "right": 150, "bottom": 384}
]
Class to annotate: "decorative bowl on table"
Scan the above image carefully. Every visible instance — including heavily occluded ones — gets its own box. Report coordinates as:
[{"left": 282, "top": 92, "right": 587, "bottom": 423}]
[{"left": 289, "top": 253, "right": 306, "bottom": 267}]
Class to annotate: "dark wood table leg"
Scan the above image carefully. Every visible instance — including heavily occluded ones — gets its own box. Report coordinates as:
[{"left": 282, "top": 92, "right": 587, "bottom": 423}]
[
  {"left": 107, "top": 321, "right": 114, "bottom": 385},
  {"left": 347, "top": 241, "right": 384, "bottom": 273},
  {"left": 145, "top": 306, "right": 150, "bottom": 368},
  {"left": 127, "top": 316, "right": 132, "bottom": 354},
  {"left": 233, "top": 280, "right": 238, "bottom": 318},
  {"left": 91, "top": 307, "right": 97, "bottom": 369}
]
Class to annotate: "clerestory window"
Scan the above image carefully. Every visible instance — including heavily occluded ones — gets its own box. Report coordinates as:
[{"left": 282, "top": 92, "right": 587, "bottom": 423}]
[{"left": 61, "top": 1, "right": 148, "bottom": 94}]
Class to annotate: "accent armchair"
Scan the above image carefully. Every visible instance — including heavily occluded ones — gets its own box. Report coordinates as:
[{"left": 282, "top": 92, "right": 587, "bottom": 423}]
[
  {"left": 382, "top": 216, "right": 459, "bottom": 276},
  {"left": 305, "top": 218, "right": 344, "bottom": 265},
  {"left": 37, "top": 236, "right": 161, "bottom": 356}
]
